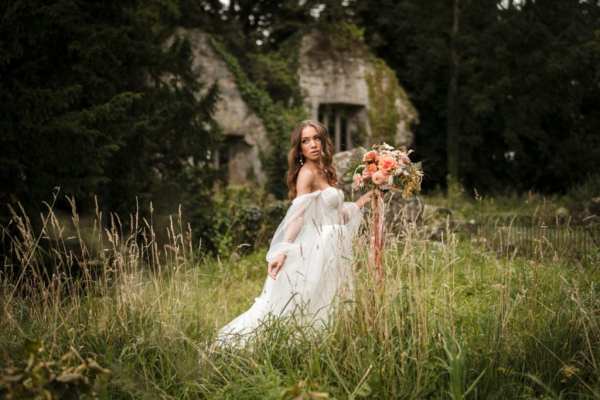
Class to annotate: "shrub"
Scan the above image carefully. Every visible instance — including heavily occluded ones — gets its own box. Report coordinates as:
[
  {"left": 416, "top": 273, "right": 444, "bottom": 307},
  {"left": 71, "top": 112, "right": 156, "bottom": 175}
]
[{"left": 0, "top": 340, "right": 110, "bottom": 400}]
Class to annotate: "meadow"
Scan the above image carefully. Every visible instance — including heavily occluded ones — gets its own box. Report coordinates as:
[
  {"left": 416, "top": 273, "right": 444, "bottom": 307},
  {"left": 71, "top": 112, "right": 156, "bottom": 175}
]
[{"left": 1, "top": 192, "right": 599, "bottom": 399}]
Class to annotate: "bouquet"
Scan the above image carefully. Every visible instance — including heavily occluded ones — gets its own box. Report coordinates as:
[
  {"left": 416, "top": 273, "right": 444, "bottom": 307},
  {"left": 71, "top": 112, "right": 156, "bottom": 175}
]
[
  {"left": 352, "top": 143, "right": 423, "bottom": 198},
  {"left": 351, "top": 143, "right": 423, "bottom": 282}
]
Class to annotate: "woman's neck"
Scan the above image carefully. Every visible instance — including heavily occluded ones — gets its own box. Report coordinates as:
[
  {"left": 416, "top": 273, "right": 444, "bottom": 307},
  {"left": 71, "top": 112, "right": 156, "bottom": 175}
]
[{"left": 304, "top": 159, "right": 322, "bottom": 170}]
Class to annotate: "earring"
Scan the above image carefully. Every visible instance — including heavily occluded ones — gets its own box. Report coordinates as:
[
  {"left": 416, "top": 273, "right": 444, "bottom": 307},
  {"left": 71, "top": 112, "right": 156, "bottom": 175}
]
[{"left": 298, "top": 156, "right": 304, "bottom": 166}]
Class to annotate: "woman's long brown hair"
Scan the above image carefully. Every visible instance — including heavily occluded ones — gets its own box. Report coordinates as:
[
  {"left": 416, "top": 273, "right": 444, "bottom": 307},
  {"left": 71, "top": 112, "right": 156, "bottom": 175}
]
[{"left": 287, "top": 120, "right": 337, "bottom": 200}]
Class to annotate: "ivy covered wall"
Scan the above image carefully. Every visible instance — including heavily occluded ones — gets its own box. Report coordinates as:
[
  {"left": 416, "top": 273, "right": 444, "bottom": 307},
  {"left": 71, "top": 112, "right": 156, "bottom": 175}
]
[
  {"left": 205, "top": 23, "right": 417, "bottom": 197},
  {"left": 208, "top": 36, "right": 307, "bottom": 199}
]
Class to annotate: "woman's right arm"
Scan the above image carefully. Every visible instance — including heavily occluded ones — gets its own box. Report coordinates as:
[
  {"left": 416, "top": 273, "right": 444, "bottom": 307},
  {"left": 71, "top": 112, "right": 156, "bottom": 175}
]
[
  {"left": 282, "top": 168, "right": 314, "bottom": 241},
  {"left": 268, "top": 168, "right": 315, "bottom": 279},
  {"left": 355, "top": 190, "right": 374, "bottom": 209}
]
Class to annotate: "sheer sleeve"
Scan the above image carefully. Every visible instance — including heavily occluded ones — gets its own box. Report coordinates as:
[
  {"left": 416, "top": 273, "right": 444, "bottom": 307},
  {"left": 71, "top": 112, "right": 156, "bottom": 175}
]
[
  {"left": 265, "top": 192, "right": 319, "bottom": 263},
  {"left": 341, "top": 201, "right": 364, "bottom": 239}
]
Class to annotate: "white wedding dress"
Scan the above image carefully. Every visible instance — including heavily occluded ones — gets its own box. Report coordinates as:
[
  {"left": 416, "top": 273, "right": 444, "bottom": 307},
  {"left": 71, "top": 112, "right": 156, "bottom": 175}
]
[{"left": 216, "top": 186, "right": 364, "bottom": 347}]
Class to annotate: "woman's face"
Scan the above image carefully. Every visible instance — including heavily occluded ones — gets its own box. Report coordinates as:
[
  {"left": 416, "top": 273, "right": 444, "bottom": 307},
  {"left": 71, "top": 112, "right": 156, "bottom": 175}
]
[{"left": 300, "top": 125, "right": 322, "bottom": 162}]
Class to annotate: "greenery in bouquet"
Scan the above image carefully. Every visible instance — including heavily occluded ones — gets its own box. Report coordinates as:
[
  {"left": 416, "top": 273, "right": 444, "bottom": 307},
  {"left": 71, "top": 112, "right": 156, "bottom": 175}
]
[{"left": 352, "top": 143, "right": 423, "bottom": 198}]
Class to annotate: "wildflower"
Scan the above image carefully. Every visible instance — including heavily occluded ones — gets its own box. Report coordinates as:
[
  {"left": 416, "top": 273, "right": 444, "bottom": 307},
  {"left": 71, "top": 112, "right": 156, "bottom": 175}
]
[{"left": 560, "top": 365, "right": 580, "bottom": 381}]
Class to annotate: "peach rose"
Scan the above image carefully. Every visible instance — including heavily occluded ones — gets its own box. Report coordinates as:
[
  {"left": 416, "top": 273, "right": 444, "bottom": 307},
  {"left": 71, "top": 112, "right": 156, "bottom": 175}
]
[
  {"left": 363, "top": 150, "right": 379, "bottom": 163},
  {"left": 372, "top": 170, "right": 388, "bottom": 185},
  {"left": 378, "top": 155, "right": 397, "bottom": 173},
  {"left": 367, "top": 163, "right": 378, "bottom": 174}
]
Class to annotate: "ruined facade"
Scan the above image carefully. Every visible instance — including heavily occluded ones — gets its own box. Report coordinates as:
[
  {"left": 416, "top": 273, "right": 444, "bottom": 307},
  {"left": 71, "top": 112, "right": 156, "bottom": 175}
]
[
  {"left": 180, "top": 28, "right": 269, "bottom": 185},
  {"left": 298, "top": 30, "right": 417, "bottom": 153},
  {"left": 181, "top": 28, "right": 417, "bottom": 186}
]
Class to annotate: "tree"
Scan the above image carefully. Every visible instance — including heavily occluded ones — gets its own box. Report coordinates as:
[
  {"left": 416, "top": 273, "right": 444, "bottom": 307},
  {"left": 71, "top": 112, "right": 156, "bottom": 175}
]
[
  {"left": 447, "top": 0, "right": 461, "bottom": 188},
  {"left": 0, "top": 0, "right": 220, "bottom": 223},
  {"left": 459, "top": 0, "right": 600, "bottom": 192},
  {"left": 357, "top": 0, "right": 600, "bottom": 193},
  {"left": 356, "top": 0, "right": 453, "bottom": 190}
]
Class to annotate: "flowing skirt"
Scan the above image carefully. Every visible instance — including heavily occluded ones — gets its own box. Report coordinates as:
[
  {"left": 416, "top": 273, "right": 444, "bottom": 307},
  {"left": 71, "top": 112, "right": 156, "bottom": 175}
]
[{"left": 216, "top": 223, "right": 355, "bottom": 347}]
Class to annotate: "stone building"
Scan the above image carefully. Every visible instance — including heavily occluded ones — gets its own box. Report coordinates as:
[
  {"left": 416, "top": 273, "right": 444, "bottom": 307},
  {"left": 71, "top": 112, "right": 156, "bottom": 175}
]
[
  {"left": 298, "top": 30, "right": 417, "bottom": 153},
  {"left": 179, "top": 28, "right": 270, "bottom": 185},
  {"left": 180, "top": 28, "right": 417, "bottom": 186}
]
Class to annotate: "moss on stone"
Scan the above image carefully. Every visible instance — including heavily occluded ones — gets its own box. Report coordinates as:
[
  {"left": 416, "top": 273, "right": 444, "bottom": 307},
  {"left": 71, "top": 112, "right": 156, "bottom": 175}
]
[{"left": 366, "top": 57, "right": 418, "bottom": 145}]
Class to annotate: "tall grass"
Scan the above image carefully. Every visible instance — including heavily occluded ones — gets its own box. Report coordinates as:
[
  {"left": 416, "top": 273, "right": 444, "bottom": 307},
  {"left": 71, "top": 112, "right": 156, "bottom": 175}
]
[{"left": 1, "top": 197, "right": 599, "bottom": 399}]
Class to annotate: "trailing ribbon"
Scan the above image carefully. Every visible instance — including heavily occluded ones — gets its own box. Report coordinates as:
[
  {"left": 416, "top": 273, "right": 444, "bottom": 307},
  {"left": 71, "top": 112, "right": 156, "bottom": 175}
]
[{"left": 369, "top": 189, "right": 385, "bottom": 282}]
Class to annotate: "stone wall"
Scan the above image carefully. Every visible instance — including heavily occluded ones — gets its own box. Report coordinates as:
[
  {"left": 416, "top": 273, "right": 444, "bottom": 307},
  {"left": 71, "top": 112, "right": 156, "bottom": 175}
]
[
  {"left": 298, "top": 30, "right": 417, "bottom": 148},
  {"left": 170, "top": 28, "right": 417, "bottom": 187},
  {"left": 174, "top": 28, "right": 268, "bottom": 185}
]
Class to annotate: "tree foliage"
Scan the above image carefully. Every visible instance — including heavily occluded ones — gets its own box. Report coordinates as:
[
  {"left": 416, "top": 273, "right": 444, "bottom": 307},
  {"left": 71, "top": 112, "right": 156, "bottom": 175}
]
[
  {"left": 357, "top": 0, "right": 600, "bottom": 193},
  {"left": 0, "top": 0, "right": 220, "bottom": 223},
  {"left": 2, "top": 0, "right": 599, "bottom": 237}
]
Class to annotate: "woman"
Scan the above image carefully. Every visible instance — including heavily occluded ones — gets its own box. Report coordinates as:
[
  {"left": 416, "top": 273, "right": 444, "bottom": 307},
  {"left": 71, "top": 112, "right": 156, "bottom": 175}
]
[{"left": 217, "top": 120, "right": 373, "bottom": 347}]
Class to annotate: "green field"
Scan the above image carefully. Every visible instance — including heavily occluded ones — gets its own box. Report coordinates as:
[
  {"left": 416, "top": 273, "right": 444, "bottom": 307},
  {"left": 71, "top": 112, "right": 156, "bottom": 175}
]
[{"left": 1, "top": 197, "right": 599, "bottom": 399}]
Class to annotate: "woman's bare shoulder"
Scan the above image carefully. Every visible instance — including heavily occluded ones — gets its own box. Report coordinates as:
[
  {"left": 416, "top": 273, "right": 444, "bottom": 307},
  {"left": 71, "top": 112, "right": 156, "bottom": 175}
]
[
  {"left": 297, "top": 165, "right": 316, "bottom": 179},
  {"left": 296, "top": 166, "right": 316, "bottom": 195}
]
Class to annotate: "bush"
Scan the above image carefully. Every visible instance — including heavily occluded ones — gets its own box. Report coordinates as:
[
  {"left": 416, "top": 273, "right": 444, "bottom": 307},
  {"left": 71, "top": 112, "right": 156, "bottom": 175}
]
[
  {"left": 0, "top": 340, "right": 110, "bottom": 400},
  {"left": 186, "top": 185, "right": 289, "bottom": 257}
]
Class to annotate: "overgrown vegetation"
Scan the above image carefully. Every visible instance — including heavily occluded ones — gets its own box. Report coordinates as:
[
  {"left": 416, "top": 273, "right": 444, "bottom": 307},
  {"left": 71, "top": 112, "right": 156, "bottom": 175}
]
[
  {"left": 209, "top": 36, "right": 307, "bottom": 199},
  {"left": 2, "top": 1, "right": 599, "bottom": 396},
  {"left": 0, "top": 0, "right": 221, "bottom": 225},
  {"left": 366, "top": 58, "right": 418, "bottom": 145},
  {"left": 0, "top": 341, "right": 110, "bottom": 400},
  {"left": 1, "top": 190, "right": 598, "bottom": 398}
]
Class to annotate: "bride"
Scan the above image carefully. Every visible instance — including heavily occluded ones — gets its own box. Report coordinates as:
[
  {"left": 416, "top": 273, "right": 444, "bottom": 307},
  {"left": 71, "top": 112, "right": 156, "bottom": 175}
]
[{"left": 216, "top": 120, "right": 373, "bottom": 347}]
